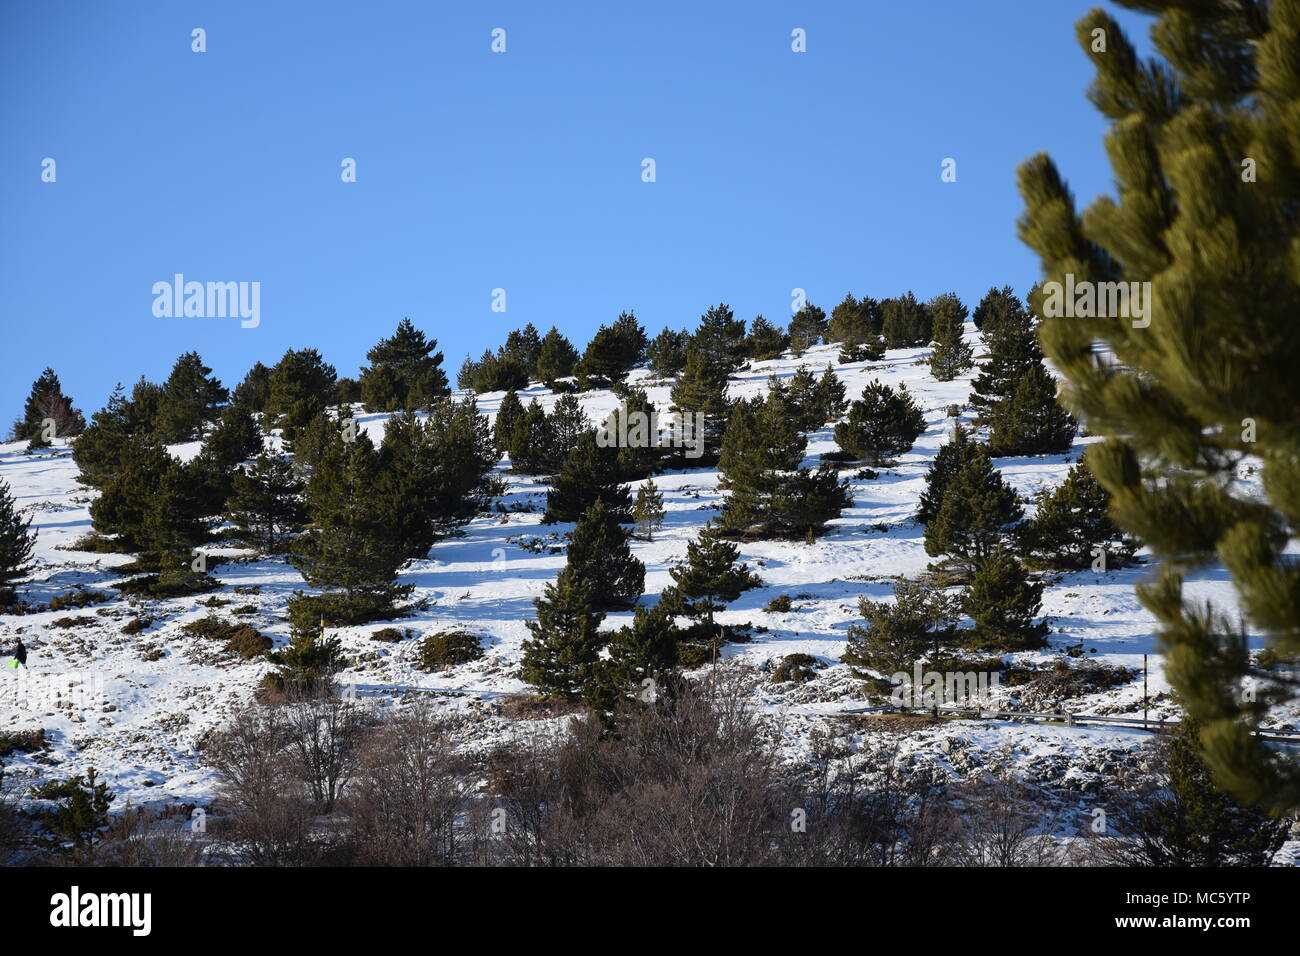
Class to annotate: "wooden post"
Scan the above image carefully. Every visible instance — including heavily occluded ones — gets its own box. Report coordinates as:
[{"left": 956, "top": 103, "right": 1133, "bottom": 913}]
[{"left": 1143, "top": 654, "right": 1149, "bottom": 730}]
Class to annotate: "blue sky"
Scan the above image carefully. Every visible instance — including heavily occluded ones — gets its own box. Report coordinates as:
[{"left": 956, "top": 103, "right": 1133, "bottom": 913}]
[{"left": 0, "top": 1, "right": 1153, "bottom": 419}]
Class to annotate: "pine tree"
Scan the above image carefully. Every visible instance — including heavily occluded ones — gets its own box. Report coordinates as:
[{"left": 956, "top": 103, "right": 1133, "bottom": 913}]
[
  {"left": 35, "top": 767, "right": 114, "bottom": 859},
  {"left": 565, "top": 499, "right": 645, "bottom": 609},
  {"left": 576, "top": 311, "right": 646, "bottom": 388},
  {"left": 603, "top": 388, "right": 668, "bottom": 480},
  {"left": 986, "top": 363, "right": 1077, "bottom": 457},
  {"left": 971, "top": 285, "right": 1024, "bottom": 333},
  {"left": 153, "top": 351, "right": 228, "bottom": 443},
  {"left": 924, "top": 449, "right": 1023, "bottom": 569},
  {"left": 265, "top": 348, "right": 338, "bottom": 437},
  {"left": 718, "top": 394, "right": 806, "bottom": 533},
  {"left": 927, "top": 292, "right": 974, "bottom": 381},
  {"left": 744, "top": 314, "right": 787, "bottom": 361},
  {"left": 456, "top": 353, "right": 480, "bottom": 390},
  {"left": 880, "top": 292, "right": 931, "bottom": 348},
  {"left": 141, "top": 457, "right": 217, "bottom": 590},
  {"left": 828, "top": 293, "right": 883, "bottom": 347},
  {"left": 493, "top": 388, "right": 524, "bottom": 452},
  {"left": 782, "top": 366, "right": 823, "bottom": 431},
  {"left": 1023, "top": 453, "right": 1137, "bottom": 571},
  {"left": 501, "top": 323, "right": 542, "bottom": 376},
  {"left": 232, "top": 361, "right": 273, "bottom": 412},
  {"left": 770, "top": 463, "right": 853, "bottom": 539},
  {"left": 668, "top": 346, "right": 731, "bottom": 467},
  {"left": 691, "top": 303, "right": 747, "bottom": 374},
  {"left": 536, "top": 326, "right": 579, "bottom": 385},
  {"left": 520, "top": 566, "right": 605, "bottom": 700},
  {"left": 842, "top": 579, "right": 962, "bottom": 678},
  {"left": 664, "top": 525, "right": 757, "bottom": 631},
  {"left": 358, "top": 318, "right": 449, "bottom": 412},
  {"left": 262, "top": 628, "right": 344, "bottom": 697},
  {"left": 837, "top": 333, "right": 886, "bottom": 364},
  {"left": 507, "top": 399, "right": 555, "bottom": 474},
  {"left": 594, "top": 603, "right": 681, "bottom": 704},
  {"left": 632, "top": 478, "right": 666, "bottom": 541},
  {"left": 472, "top": 349, "right": 529, "bottom": 393},
  {"left": 814, "top": 365, "right": 848, "bottom": 425},
  {"left": 833, "top": 380, "right": 927, "bottom": 465},
  {"left": 916, "top": 424, "right": 981, "bottom": 525},
  {"left": 72, "top": 385, "right": 137, "bottom": 488},
  {"left": 543, "top": 430, "right": 631, "bottom": 523},
  {"left": 191, "top": 403, "right": 263, "bottom": 517},
  {"left": 546, "top": 393, "right": 590, "bottom": 469},
  {"left": 227, "top": 454, "right": 306, "bottom": 553},
  {"left": 788, "top": 302, "right": 828, "bottom": 353},
  {"left": 647, "top": 327, "right": 690, "bottom": 377},
  {"left": 960, "top": 550, "right": 1048, "bottom": 652},
  {"left": 289, "top": 425, "right": 411, "bottom": 623},
  {"left": 12, "top": 368, "right": 83, "bottom": 446},
  {"left": 89, "top": 437, "right": 173, "bottom": 552},
  {"left": 969, "top": 294, "right": 1041, "bottom": 416},
  {"left": 0, "top": 479, "right": 36, "bottom": 597}
]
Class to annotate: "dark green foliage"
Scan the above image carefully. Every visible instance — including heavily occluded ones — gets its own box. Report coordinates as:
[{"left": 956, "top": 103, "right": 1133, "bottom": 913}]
[
  {"left": 593, "top": 603, "right": 681, "bottom": 705},
  {"left": 690, "top": 303, "right": 747, "bottom": 375},
  {"left": 494, "top": 389, "right": 524, "bottom": 451},
  {"left": 924, "top": 449, "right": 1024, "bottom": 568},
  {"left": 842, "top": 579, "right": 962, "bottom": 678},
  {"left": 833, "top": 380, "right": 927, "bottom": 465},
  {"left": 1023, "top": 453, "right": 1137, "bottom": 571},
  {"left": 787, "top": 302, "right": 827, "bottom": 353},
  {"left": 357, "top": 318, "right": 449, "bottom": 413},
  {"left": 828, "top": 293, "right": 883, "bottom": 346},
  {"left": 262, "top": 628, "right": 344, "bottom": 696},
  {"left": 31, "top": 767, "right": 113, "bottom": 858},
  {"left": 232, "top": 361, "right": 273, "bottom": 412},
  {"left": 1116, "top": 721, "right": 1288, "bottom": 866},
  {"left": 985, "top": 363, "right": 1077, "bottom": 457},
  {"left": 417, "top": 630, "right": 485, "bottom": 670},
  {"left": 880, "top": 292, "right": 931, "bottom": 348},
  {"left": 718, "top": 394, "right": 806, "bottom": 531},
  {"left": 664, "top": 525, "right": 758, "bottom": 629},
  {"left": 814, "top": 365, "right": 848, "bottom": 425},
  {"left": 154, "top": 351, "right": 228, "bottom": 443},
  {"left": 456, "top": 353, "right": 479, "bottom": 390},
  {"left": 632, "top": 478, "right": 665, "bottom": 541},
  {"left": 227, "top": 454, "right": 307, "bottom": 553},
  {"left": 71, "top": 386, "right": 137, "bottom": 487},
  {"left": 971, "top": 285, "right": 1023, "bottom": 333},
  {"left": 565, "top": 499, "right": 645, "bottom": 609},
  {"left": 927, "top": 292, "right": 974, "bottom": 381},
  {"left": 668, "top": 345, "right": 732, "bottom": 467},
  {"left": 916, "top": 424, "right": 981, "bottom": 525},
  {"left": 536, "top": 326, "right": 580, "bottom": 385},
  {"left": 969, "top": 294, "right": 1041, "bottom": 416},
  {"left": 838, "top": 335, "right": 887, "bottom": 364},
  {"left": 521, "top": 566, "right": 606, "bottom": 700},
  {"left": 544, "top": 431, "right": 631, "bottom": 523},
  {"left": 577, "top": 311, "right": 647, "bottom": 389},
  {"left": 770, "top": 463, "right": 853, "bottom": 538},
  {"left": 960, "top": 551, "right": 1048, "bottom": 652},
  {"left": 289, "top": 425, "right": 411, "bottom": 621},
  {"left": 472, "top": 348, "right": 530, "bottom": 393},
  {"left": 506, "top": 399, "right": 555, "bottom": 474},
  {"left": 334, "top": 376, "right": 362, "bottom": 405},
  {"left": 547, "top": 394, "right": 590, "bottom": 468},
  {"left": 11, "top": 367, "right": 83, "bottom": 446},
  {"left": 601, "top": 388, "right": 669, "bottom": 480},
  {"left": 647, "top": 327, "right": 690, "bottom": 378},
  {"left": 200, "top": 403, "right": 262, "bottom": 470},
  {"left": 265, "top": 348, "right": 338, "bottom": 437},
  {"left": 744, "top": 314, "right": 788, "bottom": 361},
  {"left": 501, "top": 323, "right": 542, "bottom": 377},
  {"left": 0, "top": 479, "right": 35, "bottom": 594}
]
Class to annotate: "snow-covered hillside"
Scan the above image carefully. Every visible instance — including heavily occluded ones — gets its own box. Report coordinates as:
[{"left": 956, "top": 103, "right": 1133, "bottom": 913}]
[{"left": 0, "top": 331, "right": 1293, "bottom": 848}]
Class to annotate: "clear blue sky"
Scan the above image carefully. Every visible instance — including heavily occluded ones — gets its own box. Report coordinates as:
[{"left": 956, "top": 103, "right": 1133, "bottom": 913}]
[{"left": 0, "top": 0, "right": 1153, "bottom": 419}]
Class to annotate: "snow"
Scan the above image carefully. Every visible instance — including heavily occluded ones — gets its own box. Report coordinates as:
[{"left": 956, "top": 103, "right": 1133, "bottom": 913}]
[{"left": 1, "top": 329, "right": 1293, "bottom": 845}]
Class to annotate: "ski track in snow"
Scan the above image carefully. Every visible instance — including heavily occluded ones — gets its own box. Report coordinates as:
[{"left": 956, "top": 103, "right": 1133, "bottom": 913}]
[{"left": 1, "top": 334, "right": 1294, "bottom": 850}]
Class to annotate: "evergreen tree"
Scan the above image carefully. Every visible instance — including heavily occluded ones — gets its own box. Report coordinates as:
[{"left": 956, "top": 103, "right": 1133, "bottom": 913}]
[
  {"left": 501, "top": 323, "right": 542, "bottom": 377},
  {"left": 916, "top": 424, "right": 981, "bottom": 525},
  {"left": 788, "top": 302, "right": 828, "bottom": 353},
  {"left": 668, "top": 346, "right": 731, "bottom": 467},
  {"left": 494, "top": 388, "right": 524, "bottom": 451},
  {"left": 289, "top": 425, "right": 411, "bottom": 623},
  {"left": 664, "top": 525, "right": 757, "bottom": 631},
  {"left": 691, "top": 303, "right": 747, "bottom": 374},
  {"left": 565, "top": 499, "right": 645, "bottom": 609},
  {"left": 358, "top": 318, "right": 449, "bottom": 412},
  {"left": 647, "top": 327, "right": 690, "bottom": 378},
  {"left": 472, "top": 349, "right": 529, "bottom": 393},
  {"left": 594, "top": 603, "right": 681, "bottom": 704},
  {"left": 265, "top": 348, "right": 338, "bottom": 437},
  {"left": 0, "top": 479, "right": 36, "bottom": 597},
  {"left": 262, "top": 628, "right": 344, "bottom": 697},
  {"left": 718, "top": 394, "right": 806, "bottom": 532},
  {"left": 11, "top": 368, "right": 83, "bottom": 446},
  {"left": 602, "top": 388, "right": 669, "bottom": 480},
  {"left": 771, "top": 463, "right": 853, "bottom": 539},
  {"left": 781, "top": 366, "right": 824, "bottom": 432},
  {"left": 154, "top": 351, "right": 228, "bottom": 444},
  {"left": 35, "top": 767, "right": 114, "bottom": 859},
  {"left": 535, "top": 326, "right": 579, "bottom": 385},
  {"left": 547, "top": 394, "right": 590, "bottom": 469},
  {"left": 828, "top": 293, "right": 883, "bottom": 346},
  {"left": 924, "top": 449, "right": 1023, "bottom": 569},
  {"left": 960, "top": 550, "right": 1048, "bottom": 652},
  {"left": 456, "top": 353, "right": 480, "bottom": 390},
  {"left": 969, "top": 294, "right": 1041, "bottom": 416},
  {"left": 543, "top": 430, "right": 631, "bottom": 523},
  {"left": 72, "top": 385, "right": 137, "bottom": 488},
  {"left": 507, "top": 399, "right": 555, "bottom": 474},
  {"left": 89, "top": 437, "right": 173, "bottom": 552},
  {"left": 191, "top": 403, "right": 263, "bottom": 517},
  {"left": 744, "top": 314, "right": 788, "bottom": 361},
  {"left": 1023, "top": 453, "right": 1137, "bottom": 571},
  {"left": 126, "top": 377, "right": 164, "bottom": 435},
  {"left": 880, "top": 292, "right": 931, "bottom": 348},
  {"left": 232, "top": 361, "right": 273, "bottom": 412},
  {"left": 141, "top": 457, "right": 217, "bottom": 590},
  {"left": 986, "top": 363, "right": 1077, "bottom": 456},
  {"left": 834, "top": 380, "right": 927, "bottom": 465},
  {"left": 814, "top": 364, "right": 848, "bottom": 425},
  {"left": 837, "top": 333, "right": 886, "bottom": 364},
  {"left": 632, "top": 478, "right": 666, "bottom": 541},
  {"left": 227, "top": 454, "right": 307, "bottom": 553},
  {"left": 927, "top": 292, "right": 974, "bottom": 381},
  {"left": 971, "top": 285, "right": 1023, "bottom": 333},
  {"left": 577, "top": 311, "right": 646, "bottom": 388},
  {"left": 520, "top": 566, "right": 605, "bottom": 700},
  {"left": 842, "top": 578, "right": 962, "bottom": 678}
]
